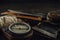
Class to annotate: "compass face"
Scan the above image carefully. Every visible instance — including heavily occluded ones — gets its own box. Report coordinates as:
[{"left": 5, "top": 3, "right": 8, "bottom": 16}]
[{"left": 9, "top": 23, "right": 31, "bottom": 34}]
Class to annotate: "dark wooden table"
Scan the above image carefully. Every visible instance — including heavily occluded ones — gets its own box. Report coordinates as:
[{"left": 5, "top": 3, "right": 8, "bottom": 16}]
[{"left": 0, "top": 2, "right": 60, "bottom": 40}]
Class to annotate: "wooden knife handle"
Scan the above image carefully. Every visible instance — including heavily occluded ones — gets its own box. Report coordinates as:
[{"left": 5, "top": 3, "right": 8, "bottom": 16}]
[{"left": 1, "top": 12, "right": 42, "bottom": 21}]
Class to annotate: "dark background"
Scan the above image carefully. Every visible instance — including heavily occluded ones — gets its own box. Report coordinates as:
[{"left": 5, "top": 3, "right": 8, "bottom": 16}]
[{"left": 0, "top": 0, "right": 60, "bottom": 13}]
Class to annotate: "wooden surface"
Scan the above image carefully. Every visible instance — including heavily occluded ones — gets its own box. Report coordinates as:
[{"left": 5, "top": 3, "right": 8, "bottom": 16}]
[
  {"left": 0, "top": 3, "right": 60, "bottom": 40},
  {"left": 0, "top": 3, "right": 60, "bottom": 13}
]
